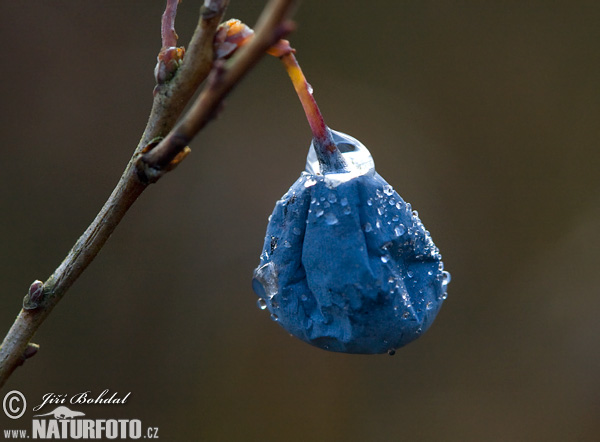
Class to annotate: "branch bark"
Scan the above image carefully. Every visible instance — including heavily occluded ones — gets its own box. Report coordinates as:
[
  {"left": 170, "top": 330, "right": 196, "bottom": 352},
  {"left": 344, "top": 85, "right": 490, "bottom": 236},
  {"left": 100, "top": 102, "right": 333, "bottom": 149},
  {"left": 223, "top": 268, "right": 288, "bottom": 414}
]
[{"left": 0, "top": 0, "right": 296, "bottom": 389}]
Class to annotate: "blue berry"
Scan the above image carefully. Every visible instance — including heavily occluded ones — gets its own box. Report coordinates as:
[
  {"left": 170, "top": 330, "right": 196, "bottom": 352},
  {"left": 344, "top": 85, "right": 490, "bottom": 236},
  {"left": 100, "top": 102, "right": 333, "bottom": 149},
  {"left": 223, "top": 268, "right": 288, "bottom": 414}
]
[{"left": 252, "top": 130, "right": 449, "bottom": 354}]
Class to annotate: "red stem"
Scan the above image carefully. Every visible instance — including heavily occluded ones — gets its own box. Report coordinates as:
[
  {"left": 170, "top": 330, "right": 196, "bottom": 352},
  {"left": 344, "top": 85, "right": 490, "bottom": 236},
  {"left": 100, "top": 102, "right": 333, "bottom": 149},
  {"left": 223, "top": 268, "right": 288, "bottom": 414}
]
[{"left": 280, "top": 53, "right": 333, "bottom": 149}]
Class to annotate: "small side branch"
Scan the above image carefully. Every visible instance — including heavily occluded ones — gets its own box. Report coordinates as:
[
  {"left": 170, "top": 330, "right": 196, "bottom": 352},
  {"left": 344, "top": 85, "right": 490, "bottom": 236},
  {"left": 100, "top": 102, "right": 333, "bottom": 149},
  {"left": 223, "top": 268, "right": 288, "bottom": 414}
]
[{"left": 140, "top": 0, "right": 296, "bottom": 174}]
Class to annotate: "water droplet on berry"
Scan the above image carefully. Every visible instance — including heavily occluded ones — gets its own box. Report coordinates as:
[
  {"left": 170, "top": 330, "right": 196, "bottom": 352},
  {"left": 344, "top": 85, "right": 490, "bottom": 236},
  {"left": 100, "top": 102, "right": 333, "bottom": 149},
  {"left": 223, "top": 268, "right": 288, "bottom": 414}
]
[
  {"left": 364, "top": 222, "right": 373, "bottom": 232},
  {"left": 394, "top": 224, "right": 405, "bottom": 236},
  {"left": 316, "top": 209, "right": 324, "bottom": 217},
  {"left": 381, "top": 254, "right": 391, "bottom": 263},
  {"left": 340, "top": 197, "right": 348, "bottom": 206},
  {"left": 257, "top": 298, "right": 267, "bottom": 310},
  {"left": 387, "top": 349, "right": 396, "bottom": 356},
  {"left": 325, "top": 212, "right": 338, "bottom": 225},
  {"left": 343, "top": 205, "right": 351, "bottom": 215},
  {"left": 293, "top": 227, "right": 301, "bottom": 235},
  {"left": 327, "top": 193, "right": 337, "bottom": 204},
  {"left": 304, "top": 178, "right": 316, "bottom": 187},
  {"left": 270, "top": 313, "right": 279, "bottom": 322},
  {"left": 383, "top": 185, "right": 394, "bottom": 196},
  {"left": 283, "top": 240, "right": 292, "bottom": 248},
  {"left": 367, "top": 198, "right": 373, "bottom": 206}
]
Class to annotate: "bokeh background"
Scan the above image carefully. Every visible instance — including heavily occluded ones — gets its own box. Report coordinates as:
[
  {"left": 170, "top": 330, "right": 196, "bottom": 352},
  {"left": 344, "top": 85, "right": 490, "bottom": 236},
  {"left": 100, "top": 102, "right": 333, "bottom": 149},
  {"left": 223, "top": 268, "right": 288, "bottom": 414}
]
[{"left": 1, "top": 1, "right": 599, "bottom": 441}]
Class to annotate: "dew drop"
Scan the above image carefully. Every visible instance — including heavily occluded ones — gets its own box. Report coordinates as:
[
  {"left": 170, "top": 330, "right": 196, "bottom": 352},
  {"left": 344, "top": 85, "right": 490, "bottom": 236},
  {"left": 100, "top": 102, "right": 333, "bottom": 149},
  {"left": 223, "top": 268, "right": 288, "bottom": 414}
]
[
  {"left": 320, "top": 196, "right": 326, "bottom": 202},
  {"left": 257, "top": 298, "right": 267, "bottom": 310},
  {"left": 402, "top": 311, "right": 411, "bottom": 319},
  {"left": 442, "top": 271, "right": 452, "bottom": 286},
  {"left": 270, "top": 313, "right": 279, "bottom": 322},
  {"left": 316, "top": 209, "right": 324, "bottom": 217},
  {"left": 364, "top": 222, "right": 373, "bottom": 232},
  {"left": 304, "top": 178, "right": 316, "bottom": 188},
  {"left": 395, "top": 202, "right": 402, "bottom": 210},
  {"left": 392, "top": 215, "right": 399, "bottom": 222},
  {"left": 327, "top": 193, "right": 337, "bottom": 204},
  {"left": 426, "top": 301, "right": 434, "bottom": 310},
  {"left": 381, "top": 254, "right": 391, "bottom": 263},
  {"left": 407, "top": 270, "right": 414, "bottom": 278},
  {"left": 283, "top": 240, "right": 292, "bottom": 248},
  {"left": 389, "top": 198, "right": 395, "bottom": 206},
  {"left": 376, "top": 220, "right": 382, "bottom": 229},
  {"left": 293, "top": 227, "right": 302, "bottom": 235},
  {"left": 377, "top": 207, "right": 385, "bottom": 216},
  {"left": 367, "top": 198, "right": 373, "bottom": 206},
  {"left": 325, "top": 212, "right": 339, "bottom": 225},
  {"left": 300, "top": 294, "right": 308, "bottom": 302},
  {"left": 394, "top": 225, "right": 405, "bottom": 236},
  {"left": 268, "top": 214, "right": 272, "bottom": 222},
  {"left": 340, "top": 197, "right": 348, "bottom": 206},
  {"left": 387, "top": 349, "right": 396, "bottom": 356},
  {"left": 383, "top": 185, "right": 394, "bottom": 196},
  {"left": 343, "top": 205, "right": 351, "bottom": 215}
]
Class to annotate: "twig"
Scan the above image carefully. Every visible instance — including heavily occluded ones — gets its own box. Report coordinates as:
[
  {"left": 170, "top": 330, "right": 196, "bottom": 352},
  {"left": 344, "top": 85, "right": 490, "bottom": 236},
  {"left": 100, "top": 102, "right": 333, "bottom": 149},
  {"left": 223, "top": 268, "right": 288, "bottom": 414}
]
[
  {"left": 0, "top": 0, "right": 296, "bottom": 389},
  {"left": 140, "top": 0, "right": 296, "bottom": 174}
]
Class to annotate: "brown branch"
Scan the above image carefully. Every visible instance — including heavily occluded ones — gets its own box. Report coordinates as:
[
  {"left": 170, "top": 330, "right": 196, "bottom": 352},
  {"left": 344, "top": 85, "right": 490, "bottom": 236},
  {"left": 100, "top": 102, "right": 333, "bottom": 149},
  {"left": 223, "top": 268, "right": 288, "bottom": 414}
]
[
  {"left": 0, "top": 0, "right": 296, "bottom": 389},
  {"left": 140, "top": 0, "right": 296, "bottom": 174}
]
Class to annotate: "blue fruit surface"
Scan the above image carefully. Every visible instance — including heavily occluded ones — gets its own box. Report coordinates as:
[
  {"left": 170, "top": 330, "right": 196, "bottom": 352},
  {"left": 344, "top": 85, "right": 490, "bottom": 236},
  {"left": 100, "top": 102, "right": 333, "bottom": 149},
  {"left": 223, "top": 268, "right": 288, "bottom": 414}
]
[{"left": 253, "top": 130, "right": 449, "bottom": 354}]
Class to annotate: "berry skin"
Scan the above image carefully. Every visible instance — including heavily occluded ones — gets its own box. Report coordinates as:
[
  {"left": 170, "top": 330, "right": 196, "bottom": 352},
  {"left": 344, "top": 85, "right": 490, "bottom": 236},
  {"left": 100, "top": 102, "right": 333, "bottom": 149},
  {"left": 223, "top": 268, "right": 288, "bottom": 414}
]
[{"left": 252, "top": 130, "right": 449, "bottom": 354}]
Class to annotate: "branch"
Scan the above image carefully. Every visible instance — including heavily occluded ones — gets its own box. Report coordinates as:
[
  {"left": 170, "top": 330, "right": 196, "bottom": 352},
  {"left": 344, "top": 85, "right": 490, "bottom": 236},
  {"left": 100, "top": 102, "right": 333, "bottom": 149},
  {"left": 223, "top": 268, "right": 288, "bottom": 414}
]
[
  {"left": 0, "top": 0, "right": 296, "bottom": 389},
  {"left": 140, "top": 0, "right": 296, "bottom": 175}
]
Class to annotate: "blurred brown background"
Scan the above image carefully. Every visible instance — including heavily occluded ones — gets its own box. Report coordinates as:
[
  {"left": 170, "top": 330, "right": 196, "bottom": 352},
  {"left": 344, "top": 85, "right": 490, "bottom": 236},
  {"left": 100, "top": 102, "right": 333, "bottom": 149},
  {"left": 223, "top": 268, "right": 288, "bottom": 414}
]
[{"left": 1, "top": 1, "right": 599, "bottom": 441}]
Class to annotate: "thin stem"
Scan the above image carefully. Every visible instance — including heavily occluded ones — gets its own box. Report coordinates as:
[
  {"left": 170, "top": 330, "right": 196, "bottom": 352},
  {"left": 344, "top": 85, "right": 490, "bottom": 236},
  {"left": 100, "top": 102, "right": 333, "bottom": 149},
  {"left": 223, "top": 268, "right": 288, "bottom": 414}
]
[
  {"left": 212, "top": 19, "right": 347, "bottom": 173},
  {"left": 280, "top": 53, "right": 331, "bottom": 149},
  {"left": 279, "top": 53, "right": 347, "bottom": 173}
]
